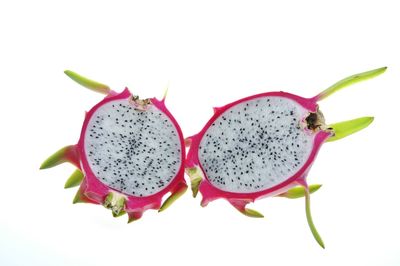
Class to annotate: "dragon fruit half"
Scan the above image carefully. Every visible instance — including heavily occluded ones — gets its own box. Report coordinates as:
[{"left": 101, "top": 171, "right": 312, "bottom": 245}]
[
  {"left": 40, "top": 71, "right": 187, "bottom": 222},
  {"left": 186, "top": 67, "right": 386, "bottom": 247}
]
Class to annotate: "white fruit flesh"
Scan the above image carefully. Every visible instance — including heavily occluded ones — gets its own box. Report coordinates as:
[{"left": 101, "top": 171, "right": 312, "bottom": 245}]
[
  {"left": 198, "top": 96, "right": 314, "bottom": 193},
  {"left": 84, "top": 100, "right": 181, "bottom": 197}
]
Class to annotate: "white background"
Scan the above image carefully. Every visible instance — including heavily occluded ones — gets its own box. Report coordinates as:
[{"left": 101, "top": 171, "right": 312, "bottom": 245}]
[{"left": 1, "top": 1, "right": 399, "bottom": 265}]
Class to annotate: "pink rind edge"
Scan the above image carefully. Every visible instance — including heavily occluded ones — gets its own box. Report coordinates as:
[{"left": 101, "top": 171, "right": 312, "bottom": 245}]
[
  {"left": 65, "top": 145, "right": 81, "bottom": 169},
  {"left": 185, "top": 91, "right": 329, "bottom": 207},
  {"left": 77, "top": 88, "right": 186, "bottom": 214}
]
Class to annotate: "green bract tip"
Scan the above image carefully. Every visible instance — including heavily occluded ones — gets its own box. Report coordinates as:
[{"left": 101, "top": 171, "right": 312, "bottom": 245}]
[
  {"left": 64, "top": 70, "right": 111, "bottom": 95},
  {"left": 72, "top": 189, "right": 85, "bottom": 204},
  {"left": 159, "top": 183, "right": 188, "bottom": 212},
  {"left": 64, "top": 169, "right": 84, "bottom": 189},
  {"left": 277, "top": 184, "right": 322, "bottom": 199},
  {"left": 40, "top": 145, "right": 76, "bottom": 169},
  {"left": 327, "top": 117, "right": 374, "bottom": 142},
  {"left": 315, "top": 67, "right": 387, "bottom": 101},
  {"left": 242, "top": 208, "right": 264, "bottom": 218},
  {"left": 304, "top": 188, "right": 325, "bottom": 248}
]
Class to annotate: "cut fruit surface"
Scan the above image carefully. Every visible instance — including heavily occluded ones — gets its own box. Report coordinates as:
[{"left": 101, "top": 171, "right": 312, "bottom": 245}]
[{"left": 41, "top": 72, "right": 187, "bottom": 222}]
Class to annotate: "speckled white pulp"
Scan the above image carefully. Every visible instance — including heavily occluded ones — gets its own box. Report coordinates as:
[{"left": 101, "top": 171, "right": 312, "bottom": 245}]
[
  {"left": 84, "top": 99, "right": 181, "bottom": 197},
  {"left": 198, "top": 96, "right": 314, "bottom": 193}
]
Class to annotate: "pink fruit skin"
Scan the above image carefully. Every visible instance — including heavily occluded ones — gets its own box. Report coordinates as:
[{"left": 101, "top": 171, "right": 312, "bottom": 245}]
[
  {"left": 186, "top": 92, "right": 331, "bottom": 207},
  {"left": 75, "top": 88, "right": 186, "bottom": 217}
]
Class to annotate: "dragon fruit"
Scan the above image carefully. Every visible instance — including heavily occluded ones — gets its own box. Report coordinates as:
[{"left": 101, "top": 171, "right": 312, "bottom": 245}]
[
  {"left": 40, "top": 71, "right": 187, "bottom": 222},
  {"left": 185, "top": 67, "right": 386, "bottom": 248}
]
